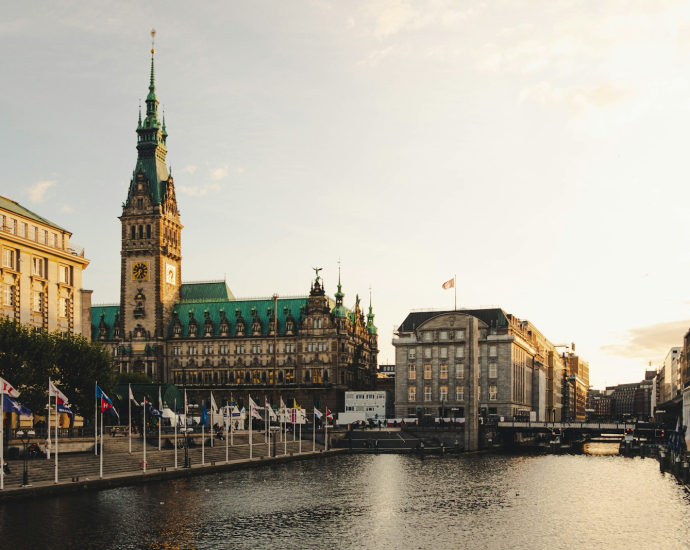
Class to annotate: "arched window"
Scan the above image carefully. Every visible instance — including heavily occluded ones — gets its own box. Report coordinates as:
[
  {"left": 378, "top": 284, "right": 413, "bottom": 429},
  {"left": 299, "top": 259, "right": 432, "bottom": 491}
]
[
  {"left": 138, "top": 225, "right": 144, "bottom": 239},
  {"left": 131, "top": 226, "right": 136, "bottom": 240},
  {"left": 146, "top": 224, "right": 151, "bottom": 238},
  {"left": 261, "top": 371, "right": 267, "bottom": 383}
]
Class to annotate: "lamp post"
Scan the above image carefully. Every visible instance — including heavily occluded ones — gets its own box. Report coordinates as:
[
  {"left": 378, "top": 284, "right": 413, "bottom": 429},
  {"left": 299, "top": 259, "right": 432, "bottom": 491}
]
[
  {"left": 16, "top": 430, "right": 35, "bottom": 487},
  {"left": 180, "top": 426, "right": 193, "bottom": 468}
]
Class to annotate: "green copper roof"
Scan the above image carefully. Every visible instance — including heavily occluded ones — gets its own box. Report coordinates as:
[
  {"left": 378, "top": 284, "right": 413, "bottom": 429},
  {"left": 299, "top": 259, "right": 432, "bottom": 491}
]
[
  {"left": 170, "top": 297, "right": 308, "bottom": 338},
  {"left": 0, "top": 196, "right": 66, "bottom": 232},
  {"left": 179, "top": 281, "right": 235, "bottom": 302},
  {"left": 91, "top": 305, "right": 120, "bottom": 340}
]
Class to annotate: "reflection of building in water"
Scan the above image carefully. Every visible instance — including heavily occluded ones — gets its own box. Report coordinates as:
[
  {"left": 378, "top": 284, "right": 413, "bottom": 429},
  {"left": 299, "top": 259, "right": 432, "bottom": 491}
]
[{"left": 91, "top": 41, "right": 378, "bottom": 415}]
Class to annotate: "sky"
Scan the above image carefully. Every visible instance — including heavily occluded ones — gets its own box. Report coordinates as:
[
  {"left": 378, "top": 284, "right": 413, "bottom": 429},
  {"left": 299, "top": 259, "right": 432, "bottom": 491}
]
[{"left": 2, "top": 0, "right": 690, "bottom": 388}]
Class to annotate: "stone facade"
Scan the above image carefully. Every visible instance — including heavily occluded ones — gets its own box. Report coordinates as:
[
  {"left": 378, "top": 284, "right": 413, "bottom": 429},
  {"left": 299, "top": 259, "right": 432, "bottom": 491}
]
[
  {"left": 0, "top": 196, "right": 90, "bottom": 334},
  {"left": 90, "top": 46, "right": 378, "bottom": 414}
]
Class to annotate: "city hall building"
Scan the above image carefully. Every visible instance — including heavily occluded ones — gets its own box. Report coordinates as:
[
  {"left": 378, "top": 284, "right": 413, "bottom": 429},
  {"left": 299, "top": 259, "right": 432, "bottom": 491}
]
[{"left": 91, "top": 44, "right": 378, "bottom": 414}]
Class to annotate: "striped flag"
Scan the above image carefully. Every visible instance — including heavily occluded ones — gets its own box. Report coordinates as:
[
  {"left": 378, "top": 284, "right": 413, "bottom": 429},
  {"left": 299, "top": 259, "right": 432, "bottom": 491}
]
[{"left": 442, "top": 277, "right": 454, "bottom": 290}]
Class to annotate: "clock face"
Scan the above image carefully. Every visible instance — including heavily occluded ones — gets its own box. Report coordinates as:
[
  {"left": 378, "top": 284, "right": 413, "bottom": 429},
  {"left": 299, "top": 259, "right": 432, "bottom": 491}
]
[
  {"left": 166, "top": 263, "right": 176, "bottom": 284},
  {"left": 132, "top": 262, "right": 149, "bottom": 281}
]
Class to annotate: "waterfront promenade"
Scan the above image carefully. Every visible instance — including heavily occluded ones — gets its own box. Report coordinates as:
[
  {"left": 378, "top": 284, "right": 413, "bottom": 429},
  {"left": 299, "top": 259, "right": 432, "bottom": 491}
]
[{"left": 0, "top": 431, "right": 331, "bottom": 501}]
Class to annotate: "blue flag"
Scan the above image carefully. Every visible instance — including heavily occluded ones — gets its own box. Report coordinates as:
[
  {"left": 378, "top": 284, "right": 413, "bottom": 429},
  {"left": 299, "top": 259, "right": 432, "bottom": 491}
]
[
  {"left": 144, "top": 399, "right": 162, "bottom": 418},
  {"left": 202, "top": 404, "right": 208, "bottom": 425},
  {"left": 2, "top": 395, "right": 31, "bottom": 416}
]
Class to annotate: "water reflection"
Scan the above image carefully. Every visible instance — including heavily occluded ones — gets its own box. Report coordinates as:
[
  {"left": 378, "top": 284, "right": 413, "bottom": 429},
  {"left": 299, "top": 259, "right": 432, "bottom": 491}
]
[{"left": 1, "top": 453, "right": 689, "bottom": 549}]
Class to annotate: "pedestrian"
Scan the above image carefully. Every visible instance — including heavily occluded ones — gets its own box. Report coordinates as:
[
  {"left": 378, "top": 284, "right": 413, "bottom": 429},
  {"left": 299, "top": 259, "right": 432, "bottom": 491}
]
[
  {"left": 3, "top": 461, "right": 10, "bottom": 475},
  {"left": 45, "top": 438, "right": 51, "bottom": 459}
]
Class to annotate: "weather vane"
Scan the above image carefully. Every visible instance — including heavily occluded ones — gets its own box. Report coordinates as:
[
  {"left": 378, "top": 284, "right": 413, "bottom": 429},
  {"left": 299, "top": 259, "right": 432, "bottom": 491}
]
[{"left": 151, "top": 28, "right": 156, "bottom": 54}]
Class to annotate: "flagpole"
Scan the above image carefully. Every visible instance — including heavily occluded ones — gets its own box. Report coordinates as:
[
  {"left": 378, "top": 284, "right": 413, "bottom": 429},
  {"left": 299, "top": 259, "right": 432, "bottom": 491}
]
[
  {"left": 230, "top": 394, "right": 234, "bottom": 447},
  {"left": 94, "top": 380, "right": 98, "bottom": 456},
  {"left": 143, "top": 395, "right": 147, "bottom": 474},
  {"left": 325, "top": 412, "right": 328, "bottom": 452},
  {"left": 99, "top": 404, "right": 103, "bottom": 479},
  {"left": 293, "top": 400, "right": 296, "bottom": 442},
  {"left": 454, "top": 274, "right": 457, "bottom": 311},
  {"left": 174, "top": 398, "right": 178, "bottom": 470},
  {"left": 55, "top": 391, "right": 59, "bottom": 484},
  {"left": 225, "top": 403, "right": 229, "bottom": 464},
  {"left": 210, "top": 391, "right": 214, "bottom": 449},
  {"left": 313, "top": 409, "right": 316, "bottom": 453},
  {"left": 158, "top": 385, "right": 162, "bottom": 452},
  {"left": 202, "top": 411, "right": 205, "bottom": 466},
  {"left": 249, "top": 394, "right": 253, "bottom": 461},
  {"left": 47, "top": 378, "right": 51, "bottom": 461},
  {"left": 128, "top": 383, "right": 132, "bottom": 454},
  {"left": 264, "top": 395, "right": 268, "bottom": 445},
  {"left": 284, "top": 403, "right": 287, "bottom": 456},
  {"left": 299, "top": 413, "right": 302, "bottom": 454}
]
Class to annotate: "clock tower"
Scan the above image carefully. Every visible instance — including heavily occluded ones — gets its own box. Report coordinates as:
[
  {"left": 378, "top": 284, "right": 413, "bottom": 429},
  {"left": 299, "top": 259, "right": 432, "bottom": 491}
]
[{"left": 119, "top": 31, "right": 182, "bottom": 356}]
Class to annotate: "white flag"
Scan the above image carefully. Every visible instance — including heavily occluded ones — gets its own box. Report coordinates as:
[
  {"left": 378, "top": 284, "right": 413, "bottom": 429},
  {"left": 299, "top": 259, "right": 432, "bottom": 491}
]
[
  {"left": 442, "top": 277, "right": 454, "bottom": 290},
  {"left": 1, "top": 377, "right": 21, "bottom": 398},
  {"left": 129, "top": 385, "right": 139, "bottom": 406},
  {"left": 314, "top": 408, "right": 323, "bottom": 419},
  {"left": 265, "top": 399, "right": 277, "bottom": 421},
  {"left": 49, "top": 380, "right": 69, "bottom": 403},
  {"left": 210, "top": 392, "right": 218, "bottom": 414}
]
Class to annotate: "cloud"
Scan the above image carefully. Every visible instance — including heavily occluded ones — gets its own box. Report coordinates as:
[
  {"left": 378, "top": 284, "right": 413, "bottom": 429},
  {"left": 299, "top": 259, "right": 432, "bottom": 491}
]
[
  {"left": 176, "top": 184, "right": 221, "bottom": 197},
  {"left": 519, "top": 81, "right": 637, "bottom": 114},
  {"left": 601, "top": 319, "right": 690, "bottom": 362},
  {"left": 209, "top": 166, "right": 230, "bottom": 181},
  {"left": 180, "top": 165, "right": 197, "bottom": 174},
  {"left": 25, "top": 180, "right": 56, "bottom": 203},
  {"left": 357, "top": 44, "right": 410, "bottom": 66},
  {"left": 61, "top": 205, "right": 73, "bottom": 213}
]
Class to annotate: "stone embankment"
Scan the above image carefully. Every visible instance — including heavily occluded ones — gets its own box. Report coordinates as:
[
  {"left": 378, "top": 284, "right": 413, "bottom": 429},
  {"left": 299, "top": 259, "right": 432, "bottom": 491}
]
[{"left": 0, "top": 432, "right": 335, "bottom": 502}]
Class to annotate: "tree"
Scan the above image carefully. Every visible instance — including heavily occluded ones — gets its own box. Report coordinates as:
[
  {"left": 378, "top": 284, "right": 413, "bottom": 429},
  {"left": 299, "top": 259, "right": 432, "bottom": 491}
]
[{"left": 0, "top": 317, "right": 116, "bottom": 420}]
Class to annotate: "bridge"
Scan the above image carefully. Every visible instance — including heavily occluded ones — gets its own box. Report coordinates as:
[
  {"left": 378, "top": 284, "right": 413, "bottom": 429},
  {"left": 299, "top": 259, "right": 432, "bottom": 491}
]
[{"left": 497, "top": 421, "right": 662, "bottom": 439}]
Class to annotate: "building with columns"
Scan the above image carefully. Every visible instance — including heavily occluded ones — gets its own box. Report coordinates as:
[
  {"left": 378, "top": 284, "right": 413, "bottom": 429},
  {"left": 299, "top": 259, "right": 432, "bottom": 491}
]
[
  {"left": 0, "top": 196, "right": 91, "bottom": 334},
  {"left": 91, "top": 43, "right": 378, "bottom": 414}
]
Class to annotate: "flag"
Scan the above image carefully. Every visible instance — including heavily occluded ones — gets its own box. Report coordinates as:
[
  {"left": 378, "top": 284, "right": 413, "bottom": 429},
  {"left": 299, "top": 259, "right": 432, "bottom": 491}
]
[
  {"left": 96, "top": 385, "right": 119, "bottom": 417},
  {"left": 144, "top": 399, "right": 162, "bottom": 418},
  {"left": 1, "top": 377, "right": 20, "bottom": 398},
  {"left": 326, "top": 408, "right": 333, "bottom": 420},
  {"left": 442, "top": 277, "right": 454, "bottom": 290},
  {"left": 265, "top": 398, "right": 277, "bottom": 421},
  {"left": 2, "top": 395, "right": 31, "bottom": 416},
  {"left": 249, "top": 398, "right": 262, "bottom": 420},
  {"left": 210, "top": 392, "right": 218, "bottom": 414},
  {"left": 280, "top": 397, "right": 286, "bottom": 411},
  {"left": 129, "top": 386, "right": 139, "bottom": 406},
  {"left": 49, "top": 381, "right": 69, "bottom": 403},
  {"left": 202, "top": 404, "right": 208, "bottom": 425},
  {"left": 314, "top": 408, "right": 323, "bottom": 419}
]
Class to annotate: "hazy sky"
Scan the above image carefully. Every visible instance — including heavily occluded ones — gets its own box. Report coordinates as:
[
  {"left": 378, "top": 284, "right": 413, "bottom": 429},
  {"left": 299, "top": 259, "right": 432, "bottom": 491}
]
[{"left": 3, "top": 1, "right": 690, "bottom": 388}]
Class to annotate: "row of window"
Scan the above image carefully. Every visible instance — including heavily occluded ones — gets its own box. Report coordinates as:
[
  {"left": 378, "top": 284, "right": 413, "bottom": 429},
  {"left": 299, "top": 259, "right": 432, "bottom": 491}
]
[
  {"left": 1, "top": 285, "right": 70, "bottom": 317},
  {"left": 1, "top": 248, "right": 73, "bottom": 284},
  {"left": 408, "top": 344, "right": 498, "bottom": 360},
  {"left": 408, "top": 363, "right": 499, "bottom": 380},
  {"left": 171, "top": 342, "right": 297, "bottom": 356},
  {"left": 170, "top": 368, "right": 332, "bottom": 385},
  {"left": 421, "top": 330, "right": 465, "bottom": 342},
  {"left": 407, "top": 385, "right": 498, "bottom": 402},
  {"left": 0, "top": 215, "right": 63, "bottom": 249}
]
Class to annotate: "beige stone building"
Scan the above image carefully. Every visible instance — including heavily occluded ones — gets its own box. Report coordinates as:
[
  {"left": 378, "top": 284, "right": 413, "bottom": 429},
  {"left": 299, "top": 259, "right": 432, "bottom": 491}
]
[{"left": 0, "top": 196, "right": 90, "bottom": 334}]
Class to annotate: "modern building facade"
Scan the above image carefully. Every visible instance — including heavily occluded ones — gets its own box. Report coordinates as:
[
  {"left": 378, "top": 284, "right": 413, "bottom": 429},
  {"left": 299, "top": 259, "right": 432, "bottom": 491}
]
[
  {"left": 0, "top": 196, "right": 90, "bottom": 334},
  {"left": 90, "top": 45, "right": 378, "bottom": 414}
]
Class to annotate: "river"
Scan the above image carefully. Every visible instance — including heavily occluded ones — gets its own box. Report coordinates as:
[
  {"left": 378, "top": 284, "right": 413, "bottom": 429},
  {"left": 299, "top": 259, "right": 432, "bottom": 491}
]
[{"left": 1, "top": 444, "right": 689, "bottom": 549}]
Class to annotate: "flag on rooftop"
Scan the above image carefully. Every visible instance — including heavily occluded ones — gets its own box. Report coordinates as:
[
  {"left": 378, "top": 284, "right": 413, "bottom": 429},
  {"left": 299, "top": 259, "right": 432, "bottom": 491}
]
[{"left": 442, "top": 277, "right": 454, "bottom": 290}]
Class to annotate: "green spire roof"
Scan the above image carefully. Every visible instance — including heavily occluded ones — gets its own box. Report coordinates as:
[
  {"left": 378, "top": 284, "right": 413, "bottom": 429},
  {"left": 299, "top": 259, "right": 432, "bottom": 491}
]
[
  {"left": 366, "top": 289, "right": 377, "bottom": 335},
  {"left": 127, "top": 31, "right": 170, "bottom": 207},
  {"left": 332, "top": 263, "right": 347, "bottom": 318}
]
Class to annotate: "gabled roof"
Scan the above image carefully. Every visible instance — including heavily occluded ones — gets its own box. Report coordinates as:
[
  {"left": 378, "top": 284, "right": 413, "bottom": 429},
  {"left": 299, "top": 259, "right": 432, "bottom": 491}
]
[
  {"left": 0, "top": 195, "right": 67, "bottom": 232},
  {"left": 91, "top": 304, "right": 120, "bottom": 340},
  {"left": 170, "top": 297, "right": 308, "bottom": 338},
  {"left": 179, "top": 281, "right": 235, "bottom": 302},
  {"left": 397, "top": 308, "right": 509, "bottom": 332}
]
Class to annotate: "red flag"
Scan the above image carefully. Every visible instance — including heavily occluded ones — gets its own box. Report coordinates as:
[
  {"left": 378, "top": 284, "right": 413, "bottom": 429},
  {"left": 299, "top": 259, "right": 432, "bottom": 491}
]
[
  {"left": 326, "top": 408, "right": 333, "bottom": 420},
  {"left": 442, "top": 278, "right": 454, "bottom": 290}
]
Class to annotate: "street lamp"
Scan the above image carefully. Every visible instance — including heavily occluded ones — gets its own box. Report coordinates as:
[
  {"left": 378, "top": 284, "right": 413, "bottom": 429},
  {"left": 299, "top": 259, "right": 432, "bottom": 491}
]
[
  {"left": 16, "top": 430, "right": 35, "bottom": 487},
  {"left": 180, "top": 427, "right": 193, "bottom": 468}
]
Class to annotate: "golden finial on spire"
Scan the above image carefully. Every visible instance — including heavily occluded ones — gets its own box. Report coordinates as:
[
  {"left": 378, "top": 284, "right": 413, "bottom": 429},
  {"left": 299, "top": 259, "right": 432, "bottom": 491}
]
[{"left": 151, "top": 28, "right": 156, "bottom": 54}]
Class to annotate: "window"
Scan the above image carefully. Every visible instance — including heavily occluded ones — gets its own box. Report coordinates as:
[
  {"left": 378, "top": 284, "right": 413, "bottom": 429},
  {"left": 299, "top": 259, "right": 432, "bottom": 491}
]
[
  {"left": 59, "top": 265, "right": 71, "bottom": 285},
  {"left": 318, "top": 342, "right": 328, "bottom": 352},
  {"left": 285, "top": 343, "right": 295, "bottom": 353},
  {"left": 408, "top": 364, "right": 417, "bottom": 379},
  {"left": 2, "top": 249, "right": 15, "bottom": 270},
  {"left": 32, "top": 257, "right": 44, "bottom": 277},
  {"left": 268, "top": 343, "right": 274, "bottom": 354},
  {"left": 307, "top": 342, "right": 315, "bottom": 352},
  {"left": 489, "top": 362, "right": 497, "bottom": 379},
  {"left": 489, "top": 385, "right": 498, "bottom": 400},
  {"left": 286, "top": 369, "right": 294, "bottom": 383},
  {"left": 7, "top": 218, "right": 15, "bottom": 234},
  {"left": 456, "top": 330, "right": 465, "bottom": 340},
  {"left": 424, "top": 364, "right": 432, "bottom": 379},
  {"left": 32, "top": 290, "right": 42, "bottom": 313},
  {"left": 456, "top": 385, "right": 464, "bottom": 401},
  {"left": 408, "top": 348, "right": 416, "bottom": 360},
  {"left": 424, "top": 386, "right": 432, "bottom": 402},
  {"left": 173, "top": 346, "right": 182, "bottom": 356},
  {"left": 40, "top": 229, "right": 48, "bottom": 244},
  {"left": 2, "top": 284, "right": 14, "bottom": 307},
  {"left": 440, "top": 347, "right": 448, "bottom": 359},
  {"left": 204, "top": 345, "right": 213, "bottom": 355},
  {"left": 131, "top": 226, "right": 136, "bottom": 240},
  {"left": 146, "top": 225, "right": 151, "bottom": 238},
  {"left": 455, "top": 346, "right": 465, "bottom": 359},
  {"left": 58, "top": 297, "right": 68, "bottom": 318},
  {"left": 251, "top": 344, "right": 261, "bottom": 354},
  {"left": 423, "top": 332, "right": 432, "bottom": 342},
  {"left": 457, "top": 364, "right": 464, "bottom": 379},
  {"left": 219, "top": 345, "right": 228, "bottom": 355},
  {"left": 314, "top": 318, "right": 322, "bottom": 328},
  {"left": 423, "top": 348, "right": 432, "bottom": 359},
  {"left": 189, "top": 346, "right": 198, "bottom": 355},
  {"left": 0, "top": 215, "right": 4, "bottom": 230},
  {"left": 18, "top": 223, "right": 27, "bottom": 238},
  {"left": 440, "top": 364, "right": 448, "bottom": 379},
  {"left": 439, "top": 331, "right": 448, "bottom": 340},
  {"left": 31, "top": 226, "right": 38, "bottom": 241},
  {"left": 236, "top": 344, "right": 245, "bottom": 354},
  {"left": 440, "top": 385, "right": 448, "bottom": 401},
  {"left": 489, "top": 345, "right": 497, "bottom": 357},
  {"left": 138, "top": 225, "right": 144, "bottom": 239},
  {"left": 477, "top": 346, "right": 481, "bottom": 358},
  {"left": 51, "top": 233, "right": 58, "bottom": 247}
]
